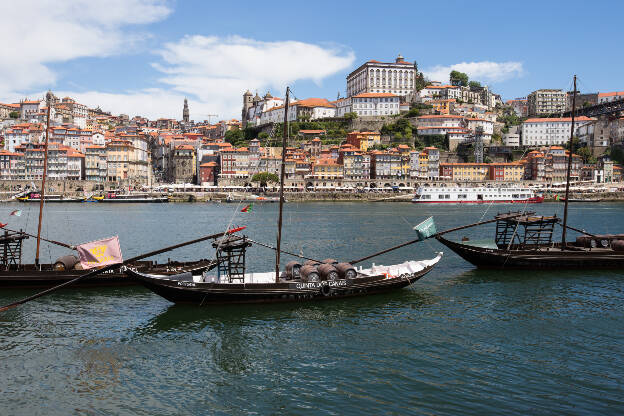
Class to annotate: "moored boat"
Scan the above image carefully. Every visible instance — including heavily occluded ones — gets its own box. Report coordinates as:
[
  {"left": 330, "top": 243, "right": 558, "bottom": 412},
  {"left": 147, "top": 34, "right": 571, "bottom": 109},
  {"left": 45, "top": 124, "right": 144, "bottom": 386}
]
[
  {"left": 17, "top": 192, "right": 86, "bottom": 203},
  {"left": 95, "top": 192, "right": 169, "bottom": 203},
  {"left": 434, "top": 75, "right": 624, "bottom": 271},
  {"left": 412, "top": 186, "right": 543, "bottom": 204},
  {"left": 128, "top": 86, "right": 441, "bottom": 305},
  {"left": 127, "top": 235, "right": 442, "bottom": 305}
]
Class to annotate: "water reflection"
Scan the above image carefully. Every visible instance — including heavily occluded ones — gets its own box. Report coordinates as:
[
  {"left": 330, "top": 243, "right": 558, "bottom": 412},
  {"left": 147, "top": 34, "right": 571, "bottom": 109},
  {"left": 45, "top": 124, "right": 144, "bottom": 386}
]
[{"left": 136, "top": 288, "right": 437, "bottom": 337}]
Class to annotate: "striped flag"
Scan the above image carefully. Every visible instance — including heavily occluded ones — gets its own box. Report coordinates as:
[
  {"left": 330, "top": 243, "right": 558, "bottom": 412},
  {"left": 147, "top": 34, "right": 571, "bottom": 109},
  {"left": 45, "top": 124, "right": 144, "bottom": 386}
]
[{"left": 241, "top": 203, "right": 253, "bottom": 213}]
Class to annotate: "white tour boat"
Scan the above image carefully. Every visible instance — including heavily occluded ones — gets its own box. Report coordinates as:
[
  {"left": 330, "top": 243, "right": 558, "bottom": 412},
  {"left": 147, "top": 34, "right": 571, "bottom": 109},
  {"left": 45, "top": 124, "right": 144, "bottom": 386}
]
[{"left": 412, "top": 186, "right": 544, "bottom": 204}]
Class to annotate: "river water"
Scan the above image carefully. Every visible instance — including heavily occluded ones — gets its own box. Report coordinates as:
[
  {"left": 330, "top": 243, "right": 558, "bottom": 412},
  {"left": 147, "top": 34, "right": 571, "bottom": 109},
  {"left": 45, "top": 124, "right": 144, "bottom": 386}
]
[{"left": 0, "top": 201, "right": 623, "bottom": 415}]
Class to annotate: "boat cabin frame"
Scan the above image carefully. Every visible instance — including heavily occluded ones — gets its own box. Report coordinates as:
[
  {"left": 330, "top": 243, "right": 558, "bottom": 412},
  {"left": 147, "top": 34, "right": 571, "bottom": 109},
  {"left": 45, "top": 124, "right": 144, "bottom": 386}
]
[{"left": 495, "top": 212, "right": 559, "bottom": 250}]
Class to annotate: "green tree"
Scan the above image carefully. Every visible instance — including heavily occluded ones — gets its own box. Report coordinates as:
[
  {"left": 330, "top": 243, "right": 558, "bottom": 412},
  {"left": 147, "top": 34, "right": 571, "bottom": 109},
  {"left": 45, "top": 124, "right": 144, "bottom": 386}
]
[
  {"left": 577, "top": 146, "right": 595, "bottom": 164},
  {"left": 258, "top": 132, "right": 269, "bottom": 140},
  {"left": 468, "top": 81, "right": 481, "bottom": 89},
  {"left": 414, "top": 72, "right": 428, "bottom": 91},
  {"left": 251, "top": 172, "right": 279, "bottom": 184},
  {"left": 9, "top": 111, "right": 19, "bottom": 119},
  {"left": 224, "top": 128, "right": 244, "bottom": 146},
  {"left": 344, "top": 112, "right": 358, "bottom": 120},
  {"left": 450, "top": 70, "right": 468, "bottom": 86}
]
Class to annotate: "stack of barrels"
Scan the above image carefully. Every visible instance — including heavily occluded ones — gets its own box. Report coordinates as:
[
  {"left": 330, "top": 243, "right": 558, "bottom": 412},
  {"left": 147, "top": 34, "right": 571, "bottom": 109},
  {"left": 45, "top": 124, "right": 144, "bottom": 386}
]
[
  {"left": 575, "top": 234, "right": 624, "bottom": 250},
  {"left": 283, "top": 259, "right": 357, "bottom": 282}
]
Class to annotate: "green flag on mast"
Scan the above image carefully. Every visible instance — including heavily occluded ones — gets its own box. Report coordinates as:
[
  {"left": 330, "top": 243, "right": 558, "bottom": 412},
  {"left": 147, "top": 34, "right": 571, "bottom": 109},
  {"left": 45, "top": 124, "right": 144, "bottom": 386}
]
[{"left": 413, "top": 217, "right": 436, "bottom": 241}]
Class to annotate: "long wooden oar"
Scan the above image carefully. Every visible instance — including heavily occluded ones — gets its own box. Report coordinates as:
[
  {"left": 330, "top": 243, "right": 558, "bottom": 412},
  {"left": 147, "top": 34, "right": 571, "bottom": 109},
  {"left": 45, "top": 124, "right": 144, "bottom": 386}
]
[{"left": 0, "top": 227, "right": 245, "bottom": 313}]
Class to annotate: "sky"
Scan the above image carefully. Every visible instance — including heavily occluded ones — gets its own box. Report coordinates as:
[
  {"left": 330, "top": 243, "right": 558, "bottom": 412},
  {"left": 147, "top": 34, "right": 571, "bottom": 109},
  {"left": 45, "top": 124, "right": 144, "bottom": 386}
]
[{"left": 1, "top": 0, "right": 622, "bottom": 121}]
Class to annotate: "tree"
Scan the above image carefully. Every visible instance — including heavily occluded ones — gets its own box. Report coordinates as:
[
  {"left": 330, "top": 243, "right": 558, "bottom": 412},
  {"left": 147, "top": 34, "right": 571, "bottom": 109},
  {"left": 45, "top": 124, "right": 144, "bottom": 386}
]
[
  {"left": 468, "top": 81, "right": 481, "bottom": 89},
  {"left": 450, "top": 70, "right": 468, "bottom": 87},
  {"left": 224, "top": 128, "right": 244, "bottom": 146},
  {"left": 251, "top": 172, "right": 279, "bottom": 184},
  {"left": 344, "top": 112, "right": 358, "bottom": 120},
  {"left": 258, "top": 132, "right": 269, "bottom": 140},
  {"left": 414, "top": 72, "right": 428, "bottom": 91},
  {"left": 577, "top": 146, "right": 594, "bottom": 164},
  {"left": 9, "top": 111, "right": 19, "bottom": 119}
]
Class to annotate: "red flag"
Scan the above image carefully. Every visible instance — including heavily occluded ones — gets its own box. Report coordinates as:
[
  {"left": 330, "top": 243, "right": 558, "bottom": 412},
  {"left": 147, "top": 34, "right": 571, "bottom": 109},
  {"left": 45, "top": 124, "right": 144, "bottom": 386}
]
[
  {"left": 76, "top": 236, "right": 123, "bottom": 270},
  {"left": 0, "top": 223, "right": 6, "bottom": 228},
  {"left": 241, "top": 203, "right": 253, "bottom": 213}
]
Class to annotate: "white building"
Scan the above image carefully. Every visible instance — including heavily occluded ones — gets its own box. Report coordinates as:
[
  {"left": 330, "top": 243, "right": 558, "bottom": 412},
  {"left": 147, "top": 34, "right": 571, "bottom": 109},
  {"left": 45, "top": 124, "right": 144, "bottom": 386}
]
[
  {"left": 597, "top": 91, "right": 624, "bottom": 104},
  {"left": 466, "top": 118, "right": 494, "bottom": 135},
  {"left": 417, "top": 114, "right": 464, "bottom": 128},
  {"left": 521, "top": 116, "right": 595, "bottom": 146},
  {"left": 418, "top": 85, "right": 461, "bottom": 101},
  {"left": 335, "top": 97, "right": 352, "bottom": 117},
  {"left": 287, "top": 98, "right": 336, "bottom": 121},
  {"left": 346, "top": 55, "right": 416, "bottom": 99},
  {"left": 527, "top": 89, "right": 567, "bottom": 116},
  {"left": 351, "top": 93, "right": 399, "bottom": 117},
  {"left": 20, "top": 100, "right": 42, "bottom": 120}
]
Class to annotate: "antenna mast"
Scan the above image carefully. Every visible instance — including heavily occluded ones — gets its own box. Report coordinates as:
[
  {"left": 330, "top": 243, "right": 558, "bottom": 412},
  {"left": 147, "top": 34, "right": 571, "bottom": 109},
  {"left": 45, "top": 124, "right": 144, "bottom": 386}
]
[{"left": 275, "top": 86, "right": 290, "bottom": 282}]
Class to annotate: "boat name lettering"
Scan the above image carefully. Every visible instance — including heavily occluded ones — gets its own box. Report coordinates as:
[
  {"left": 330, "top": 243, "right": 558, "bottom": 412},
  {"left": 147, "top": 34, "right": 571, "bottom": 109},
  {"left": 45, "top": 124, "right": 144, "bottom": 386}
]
[
  {"left": 177, "top": 281, "right": 196, "bottom": 287},
  {"left": 295, "top": 280, "right": 347, "bottom": 290}
]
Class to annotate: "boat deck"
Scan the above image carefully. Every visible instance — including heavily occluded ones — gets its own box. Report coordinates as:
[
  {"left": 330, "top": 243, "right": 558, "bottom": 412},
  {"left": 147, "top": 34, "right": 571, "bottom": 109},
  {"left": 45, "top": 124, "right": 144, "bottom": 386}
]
[{"left": 142, "top": 257, "right": 442, "bottom": 284}]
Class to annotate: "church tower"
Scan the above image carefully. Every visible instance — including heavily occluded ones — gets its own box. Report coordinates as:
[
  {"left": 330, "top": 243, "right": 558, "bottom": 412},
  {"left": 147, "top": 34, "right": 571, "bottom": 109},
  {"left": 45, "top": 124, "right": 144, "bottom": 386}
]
[{"left": 182, "top": 98, "right": 189, "bottom": 123}]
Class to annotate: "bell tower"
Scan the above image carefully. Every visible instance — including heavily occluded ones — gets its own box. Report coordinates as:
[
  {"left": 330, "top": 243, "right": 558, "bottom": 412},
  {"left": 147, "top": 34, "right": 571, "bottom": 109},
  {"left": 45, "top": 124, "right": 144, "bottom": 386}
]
[{"left": 182, "top": 98, "right": 189, "bottom": 123}]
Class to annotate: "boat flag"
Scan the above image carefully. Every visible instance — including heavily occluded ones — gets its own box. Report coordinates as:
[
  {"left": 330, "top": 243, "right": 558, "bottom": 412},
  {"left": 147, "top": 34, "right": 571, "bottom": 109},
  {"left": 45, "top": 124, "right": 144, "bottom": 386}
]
[
  {"left": 76, "top": 236, "right": 123, "bottom": 270},
  {"left": 241, "top": 203, "right": 253, "bottom": 213},
  {"left": 554, "top": 194, "right": 559, "bottom": 201},
  {"left": 414, "top": 217, "right": 436, "bottom": 241},
  {"left": 9, "top": 210, "right": 21, "bottom": 217},
  {"left": 0, "top": 222, "right": 6, "bottom": 228}
]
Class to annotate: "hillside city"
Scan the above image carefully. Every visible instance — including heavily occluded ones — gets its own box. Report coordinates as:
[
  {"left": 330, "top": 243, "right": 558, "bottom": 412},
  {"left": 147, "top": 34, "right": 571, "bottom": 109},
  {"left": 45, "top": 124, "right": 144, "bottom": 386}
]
[{"left": 1, "top": 54, "right": 623, "bottom": 192}]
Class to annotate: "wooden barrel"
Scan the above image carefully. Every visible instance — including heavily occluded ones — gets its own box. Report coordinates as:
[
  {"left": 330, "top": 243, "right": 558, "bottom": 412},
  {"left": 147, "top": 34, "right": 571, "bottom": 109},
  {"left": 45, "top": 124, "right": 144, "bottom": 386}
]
[
  {"left": 317, "top": 264, "right": 339, "bottom": 281},
  {"left": 285, "top": 261, "right": 302, "bottom": 280},
  {"left": 300, "top": 265, "right": 320, "bottom": 282},
  {"left": 335, "top": 262, "right": 357, "bottom": 279},
  {"left": 612, "top": 240, "right": 624, "bottom": 251}
]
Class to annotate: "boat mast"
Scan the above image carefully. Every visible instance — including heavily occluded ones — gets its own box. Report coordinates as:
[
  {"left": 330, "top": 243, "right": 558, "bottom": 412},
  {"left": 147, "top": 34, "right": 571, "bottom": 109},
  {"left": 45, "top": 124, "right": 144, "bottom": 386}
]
[
  {"left": 35, "top": 91, "right": 52, "bottom": 267},
  {"left": 561, "top": 75, "right": 576, "bottom": 249},
  {"left": 275, "top": 87, "right": 290, "bottom": 282}
]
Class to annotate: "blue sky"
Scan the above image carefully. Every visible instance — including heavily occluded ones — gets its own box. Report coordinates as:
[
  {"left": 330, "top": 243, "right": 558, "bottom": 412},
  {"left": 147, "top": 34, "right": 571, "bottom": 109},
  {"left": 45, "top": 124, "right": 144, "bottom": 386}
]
[{"left": 1, "top": 0, "right": 621, "bottom": 120}]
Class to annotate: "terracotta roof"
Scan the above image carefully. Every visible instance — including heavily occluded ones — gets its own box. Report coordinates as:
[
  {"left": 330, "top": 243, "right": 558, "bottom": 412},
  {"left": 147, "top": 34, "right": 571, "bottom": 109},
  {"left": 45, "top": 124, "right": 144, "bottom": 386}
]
[
  {"left": 418, "top": 115, "right": 463, "bottom": 119},
  {"left": 200, "top": 162, "right": 218, "bottom": 167},
  {"left": 353, "top": 93, "right": 398, "bottom": 98},
  {"left": 598, "top": 91, "right": 624, "bottom": 97},
  {"left": 524, "top": 116, "right": 594, "bottom": 123},
  {"left": 292, "top": 98, "right": 335, "bottom": 108},
  {"left": 299, "top": 129, "right": 326, "bottom": 134}
]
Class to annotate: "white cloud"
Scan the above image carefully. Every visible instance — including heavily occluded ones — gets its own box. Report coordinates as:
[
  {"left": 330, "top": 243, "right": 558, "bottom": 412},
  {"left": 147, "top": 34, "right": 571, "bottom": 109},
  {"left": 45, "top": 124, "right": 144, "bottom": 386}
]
[
  {"left": 56, "top": 36, "right": 355, "bottom": 120},
  {"left": 423, "top": 61, "right": 524, "bottom": 85},
  {"left": 0, "top": 0, "right": 171, "bottom": 97},
  {"left": 151, "top": 35, "right": 355, "bottom": 120}
]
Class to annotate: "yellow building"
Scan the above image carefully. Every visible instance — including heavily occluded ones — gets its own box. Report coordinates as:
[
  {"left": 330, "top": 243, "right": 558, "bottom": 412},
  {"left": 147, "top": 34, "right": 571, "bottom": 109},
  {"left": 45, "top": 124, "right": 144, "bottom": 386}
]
[
  {"left": 346, "top": 131, "right": 381, "bottom": 151},
  {"left": 106, "top": 139, "right": 132, "bottom": 182},
  {"left": 440, "top": 163, "right": 490, "bottom": 181},
  {"left": 313, "top": 158, "right": 343, "bottom": 179},
  {"left": 428, "top": 99, "right": 455, "bottom": 115}
]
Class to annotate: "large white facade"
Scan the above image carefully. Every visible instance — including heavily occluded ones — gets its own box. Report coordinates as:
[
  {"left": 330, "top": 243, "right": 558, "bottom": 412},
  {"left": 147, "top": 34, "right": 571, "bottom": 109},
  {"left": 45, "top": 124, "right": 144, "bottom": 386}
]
[
  {"left": 346, "top": 55, "right": 415, "bottom": 99},
  {"left": 521, "top": 117, "right": 594, "bottom": 146},
  {"left": 351, "top": 93, "right": 399, "bottom": 117}
]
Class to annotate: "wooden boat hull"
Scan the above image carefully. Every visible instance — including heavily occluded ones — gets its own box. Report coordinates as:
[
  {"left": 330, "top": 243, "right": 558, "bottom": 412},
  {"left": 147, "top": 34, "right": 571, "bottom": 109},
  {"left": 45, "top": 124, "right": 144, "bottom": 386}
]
[
  {"left": 126, "top": 257, "right": 440, "bottom": 305},
  {"left": 436, "top": 235, "right": 624, "bottom": 269},
  {"left": 0, "top": 261, "right": 210, "bottom": 289}
]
